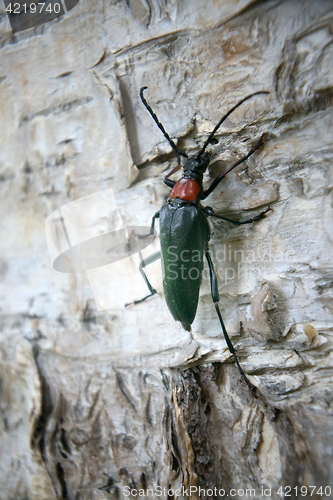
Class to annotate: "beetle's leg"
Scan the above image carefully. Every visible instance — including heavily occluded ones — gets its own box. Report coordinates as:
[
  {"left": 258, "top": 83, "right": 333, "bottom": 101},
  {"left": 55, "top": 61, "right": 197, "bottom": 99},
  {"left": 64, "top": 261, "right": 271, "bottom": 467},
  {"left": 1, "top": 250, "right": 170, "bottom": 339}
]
[
  {"left": 163, "top": 154, "right": 182, "bottom": 188},
  {"left": 149, "top": 211, "right": 160, "bottom": 235},
  {"left": 204, "top": 206, "right": 272, "bottom": 225},
  {"left": 126, "top": 211, "right": 161, "bottom": 307},
  {"left": 205, "top": 250, "right": 257, "bottom": 395},
  {"left": 164, "top": 178, "right": 176, "bottom": 188},
  {"left": 202, "top": 134, "right": 267, "bottom": 200},
  {"left": 164, "top": 163, "right": 181, "bottom": 180},
  {"left": 125, "top": 251, "right": 161, "bottom": 307}
]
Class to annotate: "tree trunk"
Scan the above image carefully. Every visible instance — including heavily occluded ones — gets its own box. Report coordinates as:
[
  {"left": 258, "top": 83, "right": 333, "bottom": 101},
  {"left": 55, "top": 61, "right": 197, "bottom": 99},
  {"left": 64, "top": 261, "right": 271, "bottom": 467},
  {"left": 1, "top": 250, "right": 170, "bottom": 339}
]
[{"left": 0, "top": 1, "right": 333, "bottom": 499}]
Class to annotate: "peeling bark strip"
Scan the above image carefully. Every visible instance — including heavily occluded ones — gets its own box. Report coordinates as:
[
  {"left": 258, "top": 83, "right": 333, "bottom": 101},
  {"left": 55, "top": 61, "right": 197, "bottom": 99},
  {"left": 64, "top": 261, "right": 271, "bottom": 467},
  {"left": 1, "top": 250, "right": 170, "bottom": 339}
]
[
  {"left": 171, "top": 370, "right": 212, "bottom": 498},
  {"left": 31, "top": 346, "right": 71, "bottom": 499},
  {"left": 1, "top": 0, "right": 333, "bottom": 499}
]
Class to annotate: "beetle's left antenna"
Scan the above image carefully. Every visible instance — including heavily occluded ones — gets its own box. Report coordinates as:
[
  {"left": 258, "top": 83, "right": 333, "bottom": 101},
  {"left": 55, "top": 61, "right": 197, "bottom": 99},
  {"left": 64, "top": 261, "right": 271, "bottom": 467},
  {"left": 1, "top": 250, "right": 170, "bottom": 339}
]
[
  {"left": 198, "top": 91, "right": 270, "bottom": 157},
  {"left": 140, "top": 87, "right": 188, "bottom": 158}
]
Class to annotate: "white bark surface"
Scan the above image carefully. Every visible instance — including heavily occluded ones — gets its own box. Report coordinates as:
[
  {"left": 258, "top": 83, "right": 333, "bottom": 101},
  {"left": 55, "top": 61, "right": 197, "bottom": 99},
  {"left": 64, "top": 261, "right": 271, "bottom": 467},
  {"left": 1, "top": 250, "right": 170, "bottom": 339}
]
[{"left": 0, "top": 0, "right": 333, "bottom": 499}]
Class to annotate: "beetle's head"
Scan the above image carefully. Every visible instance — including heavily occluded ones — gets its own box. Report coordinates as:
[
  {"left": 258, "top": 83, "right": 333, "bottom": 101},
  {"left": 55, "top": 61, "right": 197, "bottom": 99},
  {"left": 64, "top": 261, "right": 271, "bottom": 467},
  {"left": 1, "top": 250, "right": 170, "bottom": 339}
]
[{"left": 183, "top": 151, "right": 210, "bottom": 178}]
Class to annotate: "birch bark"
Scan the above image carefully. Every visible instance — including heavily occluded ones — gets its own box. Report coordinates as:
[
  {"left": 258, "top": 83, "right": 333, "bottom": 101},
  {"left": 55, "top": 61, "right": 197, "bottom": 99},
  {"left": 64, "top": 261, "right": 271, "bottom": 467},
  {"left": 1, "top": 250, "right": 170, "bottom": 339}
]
[{"left": 0, "top": 1, "right": 333, "bottom": 499}]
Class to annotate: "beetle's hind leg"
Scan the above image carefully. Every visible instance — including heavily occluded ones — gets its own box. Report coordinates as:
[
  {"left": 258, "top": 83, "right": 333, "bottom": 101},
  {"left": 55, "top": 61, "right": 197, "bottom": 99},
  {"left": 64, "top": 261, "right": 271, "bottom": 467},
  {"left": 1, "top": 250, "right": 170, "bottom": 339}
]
[{"left": 205, "top": 250, "right": 257, "bottom": 396}]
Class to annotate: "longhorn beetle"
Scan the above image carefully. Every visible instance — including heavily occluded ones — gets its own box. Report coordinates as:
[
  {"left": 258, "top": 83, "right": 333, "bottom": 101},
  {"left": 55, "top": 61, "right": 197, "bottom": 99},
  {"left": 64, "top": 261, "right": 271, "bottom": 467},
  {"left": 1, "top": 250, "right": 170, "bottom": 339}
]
[{"left": 128, "top": 87, "right": 271, "bottom": 394}]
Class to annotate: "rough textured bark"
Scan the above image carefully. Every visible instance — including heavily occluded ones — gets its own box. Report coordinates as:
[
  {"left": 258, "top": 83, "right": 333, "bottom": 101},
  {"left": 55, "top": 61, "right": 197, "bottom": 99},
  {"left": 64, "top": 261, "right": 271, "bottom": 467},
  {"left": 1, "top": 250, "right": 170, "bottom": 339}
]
[{"left": 0, "top": 0, "right": 333, "bottom": 499}]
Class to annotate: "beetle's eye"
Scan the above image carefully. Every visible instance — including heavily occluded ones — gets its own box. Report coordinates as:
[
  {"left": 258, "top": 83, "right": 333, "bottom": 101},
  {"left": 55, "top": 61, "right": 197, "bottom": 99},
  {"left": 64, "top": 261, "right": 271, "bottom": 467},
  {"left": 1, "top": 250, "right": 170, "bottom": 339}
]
[{"left": 208, "top": 138, "right": 218, "bottom": 145}]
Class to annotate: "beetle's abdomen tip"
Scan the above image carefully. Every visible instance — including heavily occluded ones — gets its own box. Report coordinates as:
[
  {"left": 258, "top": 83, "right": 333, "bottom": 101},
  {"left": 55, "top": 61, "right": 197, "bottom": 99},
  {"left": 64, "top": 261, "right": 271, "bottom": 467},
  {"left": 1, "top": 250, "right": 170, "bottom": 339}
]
[{"left": 181, "top": 321, "right": 192, "bottom": 332}]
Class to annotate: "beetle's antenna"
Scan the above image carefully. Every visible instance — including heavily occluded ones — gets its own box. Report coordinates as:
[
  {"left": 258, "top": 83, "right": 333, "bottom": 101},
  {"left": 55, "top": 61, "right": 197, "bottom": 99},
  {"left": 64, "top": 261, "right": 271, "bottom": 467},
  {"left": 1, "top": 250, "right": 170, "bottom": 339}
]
[
  {"left": 140, "top": 87, "right": 188, "bottom": 158},
  {"left": 198, "top": 91, "right": 270, "bottom": 157}
]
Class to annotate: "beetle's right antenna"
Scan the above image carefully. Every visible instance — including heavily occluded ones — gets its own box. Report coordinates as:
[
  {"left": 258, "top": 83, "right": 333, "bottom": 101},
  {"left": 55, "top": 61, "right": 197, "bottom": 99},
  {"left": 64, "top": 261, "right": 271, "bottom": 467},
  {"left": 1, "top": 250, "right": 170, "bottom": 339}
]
[
  {"left": 198, "top": 91, "right": 270, "bottom": 158},
  {"left": 140, "top": 87, "right": 188, "bottom": 159}
]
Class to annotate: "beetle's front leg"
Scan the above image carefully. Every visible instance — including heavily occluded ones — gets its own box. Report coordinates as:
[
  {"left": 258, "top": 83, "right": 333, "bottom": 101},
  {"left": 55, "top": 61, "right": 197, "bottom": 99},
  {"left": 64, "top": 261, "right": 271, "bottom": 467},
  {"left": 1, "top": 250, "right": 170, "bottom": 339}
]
[
  {"left": 205, "top": 250, "right": 258, "bottom": 396},
  {"left": 163, "top": 154, "right": 182, "bottom": 188},
  {"left": 204, "top": 206, "right": 272, "bottom": 225}
]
